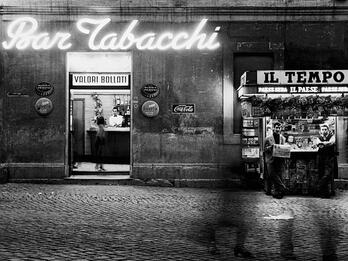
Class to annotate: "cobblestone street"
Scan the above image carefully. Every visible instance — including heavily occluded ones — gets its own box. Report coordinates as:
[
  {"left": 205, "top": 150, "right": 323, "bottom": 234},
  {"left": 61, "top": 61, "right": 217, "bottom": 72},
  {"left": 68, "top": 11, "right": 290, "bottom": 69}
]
[{"left": 0, "top": 184, "right": 347, "bottom": 261}]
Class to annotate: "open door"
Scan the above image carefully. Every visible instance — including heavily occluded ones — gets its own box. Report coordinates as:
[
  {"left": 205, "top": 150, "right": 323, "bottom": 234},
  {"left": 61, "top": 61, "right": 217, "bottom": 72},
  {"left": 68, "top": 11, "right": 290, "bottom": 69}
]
[{"left": 72, "top": 99, "right": 85, "bottom": 163}]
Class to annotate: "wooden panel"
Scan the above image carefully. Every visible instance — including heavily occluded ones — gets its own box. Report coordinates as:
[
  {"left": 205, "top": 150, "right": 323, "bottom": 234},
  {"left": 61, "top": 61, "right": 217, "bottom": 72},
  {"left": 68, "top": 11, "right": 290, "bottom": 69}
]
[
  {"left": 88, "top": 131, "right": 130, "bottom": 164},
  {"left": 72, "top": 99, "right": 85, "bottom": 158}
]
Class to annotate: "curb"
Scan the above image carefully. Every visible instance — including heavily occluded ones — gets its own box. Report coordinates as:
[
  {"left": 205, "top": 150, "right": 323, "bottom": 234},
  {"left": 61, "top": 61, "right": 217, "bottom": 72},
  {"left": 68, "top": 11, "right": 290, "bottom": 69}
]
[
  {"left": 7, "top": 178, "right": 242, "bottom": 188},
  {"left": 5, "top": 178, "right": 348, "bottom": 190}
]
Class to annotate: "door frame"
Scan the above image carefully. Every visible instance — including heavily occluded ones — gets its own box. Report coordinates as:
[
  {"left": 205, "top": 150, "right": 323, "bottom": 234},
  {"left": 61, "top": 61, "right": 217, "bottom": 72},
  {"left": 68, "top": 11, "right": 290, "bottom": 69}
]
[
  {"left": 65, "top": 52, "right": 133, "bottom": 177},
  {"left": 71, "top": 98, "right": 85, "bottom": 161}
]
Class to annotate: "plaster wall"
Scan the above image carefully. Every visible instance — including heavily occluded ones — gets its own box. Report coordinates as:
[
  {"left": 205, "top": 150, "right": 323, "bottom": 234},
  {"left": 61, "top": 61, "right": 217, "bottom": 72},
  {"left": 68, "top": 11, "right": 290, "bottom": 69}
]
[{"left": 1, "top": 1, "right": 348, "bottom": 180}]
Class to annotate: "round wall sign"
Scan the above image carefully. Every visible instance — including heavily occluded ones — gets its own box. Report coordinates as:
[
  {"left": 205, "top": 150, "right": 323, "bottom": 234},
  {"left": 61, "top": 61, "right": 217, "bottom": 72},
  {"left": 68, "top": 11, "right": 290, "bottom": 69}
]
[
  {"left": 141, "top": 100, "right": 159, "bottom": 117},
  {"left": 141, "top": 84, "right": 160, "bottom": 98},
  {"left": 35, "top": 98, "right": 54, "bottom": 116},
  {"left": 36, "top": 82, "right": 54, "bottom": 97}
]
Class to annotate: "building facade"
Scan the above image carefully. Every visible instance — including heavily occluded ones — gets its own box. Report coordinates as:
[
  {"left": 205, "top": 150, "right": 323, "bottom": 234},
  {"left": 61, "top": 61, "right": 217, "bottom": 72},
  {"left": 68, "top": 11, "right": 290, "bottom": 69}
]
[{"left": 1, "top": 0, "right": 348, "bottom": 182}]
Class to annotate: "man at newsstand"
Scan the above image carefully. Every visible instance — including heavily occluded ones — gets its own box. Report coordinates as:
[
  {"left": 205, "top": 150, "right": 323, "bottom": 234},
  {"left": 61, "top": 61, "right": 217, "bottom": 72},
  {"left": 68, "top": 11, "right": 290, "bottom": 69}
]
[
  {"left": 317, "top": 124, "right": 336, "bottom": 198},
  {"left": 264, "top": 122, "right": 288, "bottom": 199}
]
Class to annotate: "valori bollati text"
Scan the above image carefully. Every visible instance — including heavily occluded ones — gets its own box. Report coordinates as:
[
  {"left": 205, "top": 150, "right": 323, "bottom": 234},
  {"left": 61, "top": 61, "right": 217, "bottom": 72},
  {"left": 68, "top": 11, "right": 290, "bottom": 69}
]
[{"left": 2, "top": 17, "right": 220, "bottom": 51}]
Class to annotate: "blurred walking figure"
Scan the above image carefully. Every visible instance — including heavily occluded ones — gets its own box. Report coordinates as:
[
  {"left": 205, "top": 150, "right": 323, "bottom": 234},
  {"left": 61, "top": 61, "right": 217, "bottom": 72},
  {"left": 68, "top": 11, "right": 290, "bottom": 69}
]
[
  {"left": 319, "top": 220, "right": 339, "bottom": 261},
  {"left": 310, "top": 200, "right": 340, "bottom": 261},
  {"left": 265, "top": 208, "right": 297, "bottom": 260},
  {"left": 208, "top": 191, "right": 254, "bottom": 258},
  {"left": 264, "top": 122, "right": 287, "bottom": 199},
  {"left": 317, "top": 124, "right": 335, "bottom": 198},
  {"left": 95, "top": 116, "right": 106, "bottom": 171}
]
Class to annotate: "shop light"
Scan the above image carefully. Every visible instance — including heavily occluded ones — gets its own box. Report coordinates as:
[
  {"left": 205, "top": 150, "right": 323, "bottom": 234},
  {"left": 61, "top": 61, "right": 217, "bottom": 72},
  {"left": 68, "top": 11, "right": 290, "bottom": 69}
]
[{"left": 2, "top": 17, "right": 220, "bottom": 51}]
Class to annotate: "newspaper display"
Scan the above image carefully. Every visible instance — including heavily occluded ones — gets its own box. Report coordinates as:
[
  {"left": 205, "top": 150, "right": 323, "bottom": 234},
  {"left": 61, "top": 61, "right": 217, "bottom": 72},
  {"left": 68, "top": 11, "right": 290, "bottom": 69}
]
[{"left": 272, "top": 144, "right": 291, "bottom": 158}]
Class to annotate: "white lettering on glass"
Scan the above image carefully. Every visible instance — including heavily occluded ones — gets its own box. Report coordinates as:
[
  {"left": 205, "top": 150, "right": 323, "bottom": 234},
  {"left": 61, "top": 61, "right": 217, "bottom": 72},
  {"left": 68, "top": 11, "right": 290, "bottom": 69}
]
[
  {"left": 2, "top": 17, "right": 220, "bottom": 51},
  {"left": 2, "top": 17, "right": 72, "bottom": 50}
]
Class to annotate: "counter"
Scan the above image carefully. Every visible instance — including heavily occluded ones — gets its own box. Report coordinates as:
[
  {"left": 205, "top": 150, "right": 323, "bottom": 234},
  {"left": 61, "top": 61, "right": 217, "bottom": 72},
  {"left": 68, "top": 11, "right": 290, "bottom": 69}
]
[
  {"left": 89, "top": 127, "right": 130, "bottom": 132},
  {"left": 87, "top": 127, "right": 130, "bottom": 163},
  {"left": 282, "top": 150, "right": 334, "bottom": 196}
]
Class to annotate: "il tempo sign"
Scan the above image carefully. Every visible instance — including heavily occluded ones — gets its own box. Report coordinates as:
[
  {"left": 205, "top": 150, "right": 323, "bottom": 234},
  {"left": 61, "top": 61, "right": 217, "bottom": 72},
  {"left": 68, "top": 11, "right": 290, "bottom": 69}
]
[
  {"left": 257, "top": 70, "right": 348, "bottom": 85},
  {"left": 1, "top": 17, "right": 220, "bottom": 51}
]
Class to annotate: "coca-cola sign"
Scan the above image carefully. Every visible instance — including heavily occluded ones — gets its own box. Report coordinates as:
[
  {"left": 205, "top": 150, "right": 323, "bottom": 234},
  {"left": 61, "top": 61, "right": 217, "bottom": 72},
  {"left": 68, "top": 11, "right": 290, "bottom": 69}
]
[{"left": 172, "top": 104, "right": 195, "bottom": 114}]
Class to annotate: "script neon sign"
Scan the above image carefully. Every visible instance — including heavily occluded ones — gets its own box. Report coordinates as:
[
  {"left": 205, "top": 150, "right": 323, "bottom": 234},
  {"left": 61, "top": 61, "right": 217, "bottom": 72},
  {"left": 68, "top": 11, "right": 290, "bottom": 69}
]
[{"left": 2, "top": 17, "right": 220, "bottom": 51}]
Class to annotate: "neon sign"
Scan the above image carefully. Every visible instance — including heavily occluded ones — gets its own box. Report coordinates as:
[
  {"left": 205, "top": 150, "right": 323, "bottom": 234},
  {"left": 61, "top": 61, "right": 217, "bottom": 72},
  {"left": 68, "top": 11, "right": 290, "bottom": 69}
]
[
  {"left": 2, "top": 17, "right": 220, "bottom": 51},
  {"left": 2, "top": 17, "right": 72, "bottom": 50}
]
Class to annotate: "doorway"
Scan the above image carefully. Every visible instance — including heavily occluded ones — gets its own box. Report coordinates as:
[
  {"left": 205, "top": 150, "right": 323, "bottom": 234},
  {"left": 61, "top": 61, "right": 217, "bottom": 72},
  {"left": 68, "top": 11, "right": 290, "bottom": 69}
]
[{"left": 67, "top": 52, "right": 132, "bottom": 175}]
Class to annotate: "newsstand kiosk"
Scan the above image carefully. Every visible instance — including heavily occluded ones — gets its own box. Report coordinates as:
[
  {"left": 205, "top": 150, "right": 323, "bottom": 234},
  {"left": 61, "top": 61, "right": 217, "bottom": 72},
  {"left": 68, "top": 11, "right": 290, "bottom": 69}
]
[{"left": 238, "top": 70, "right": 348, "bottom": 196}]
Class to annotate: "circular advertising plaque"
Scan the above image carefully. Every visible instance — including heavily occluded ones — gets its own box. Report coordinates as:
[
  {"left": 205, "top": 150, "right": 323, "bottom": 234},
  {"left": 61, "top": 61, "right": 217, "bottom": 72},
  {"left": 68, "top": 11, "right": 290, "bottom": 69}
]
[
  {"left": 141, "top": 100, "right": 159, "bottom": 117},
  {"left": 35, "top": 82, "right": 54, "bottom": 97},
  {"left": 141, "top": 84, "right": 160, "bottom": 98},
  {"left": 35, "top": 98, "right": 54, "bottom": 116}
]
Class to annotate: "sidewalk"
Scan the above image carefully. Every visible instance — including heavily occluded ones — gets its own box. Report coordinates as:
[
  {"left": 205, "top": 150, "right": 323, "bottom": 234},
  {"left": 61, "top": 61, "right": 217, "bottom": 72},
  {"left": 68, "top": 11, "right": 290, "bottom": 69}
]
[{"left": 0, "top": 184, "right": 347, "bottom": 260}]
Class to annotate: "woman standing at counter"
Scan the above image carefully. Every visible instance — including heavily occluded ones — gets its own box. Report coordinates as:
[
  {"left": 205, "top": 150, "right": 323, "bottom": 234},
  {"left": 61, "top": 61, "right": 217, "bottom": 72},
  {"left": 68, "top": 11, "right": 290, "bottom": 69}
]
[{"left": 95, "top": 116, "right": 106, "bottom": 171}]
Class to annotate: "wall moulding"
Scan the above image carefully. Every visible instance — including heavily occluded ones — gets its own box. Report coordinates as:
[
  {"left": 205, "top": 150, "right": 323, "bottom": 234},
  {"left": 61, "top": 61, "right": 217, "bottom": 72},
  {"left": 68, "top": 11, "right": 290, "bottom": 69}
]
[{"left": 2, "top": 5, "right": 348, "bottom": 22}]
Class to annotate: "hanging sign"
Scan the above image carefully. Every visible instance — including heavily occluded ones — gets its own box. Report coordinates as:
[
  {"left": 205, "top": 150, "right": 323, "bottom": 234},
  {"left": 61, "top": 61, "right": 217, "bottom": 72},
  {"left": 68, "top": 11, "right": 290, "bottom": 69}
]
[
  {"left": 34, "top": 98, "right": 53, "bottom": 116},
  {"left": 141, "top": 101, "right": 159, "bottom": 117},
  {"left": 257, "top": 70, "right": 348, "bottom": 85},
  {"left": 71, "top": 73, "right": 129, "bottom": 87},
  {"left": 35, "top": 82, "right": 54, "bottom": 97},
  {"left": 7, "top": 92, "right": 29, "bottom": 97},
  {"left": 141, "top": 84, "right": 160, "bottom": 98},
  {"left": 172, "top": 104, "right": 195, "bottom": 113}
]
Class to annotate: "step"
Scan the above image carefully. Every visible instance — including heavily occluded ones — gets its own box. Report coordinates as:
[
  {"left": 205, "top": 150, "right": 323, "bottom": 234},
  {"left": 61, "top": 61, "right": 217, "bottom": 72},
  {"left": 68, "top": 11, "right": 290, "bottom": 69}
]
[
  {"left": 64, "top": 175, "right": 132, "bottom": 185},
  {"left": 335, "top": 179, "right": 348, "bottom": 190},
  {"left": 72, "top": 171, "right": 130, "bottom": 175}
]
